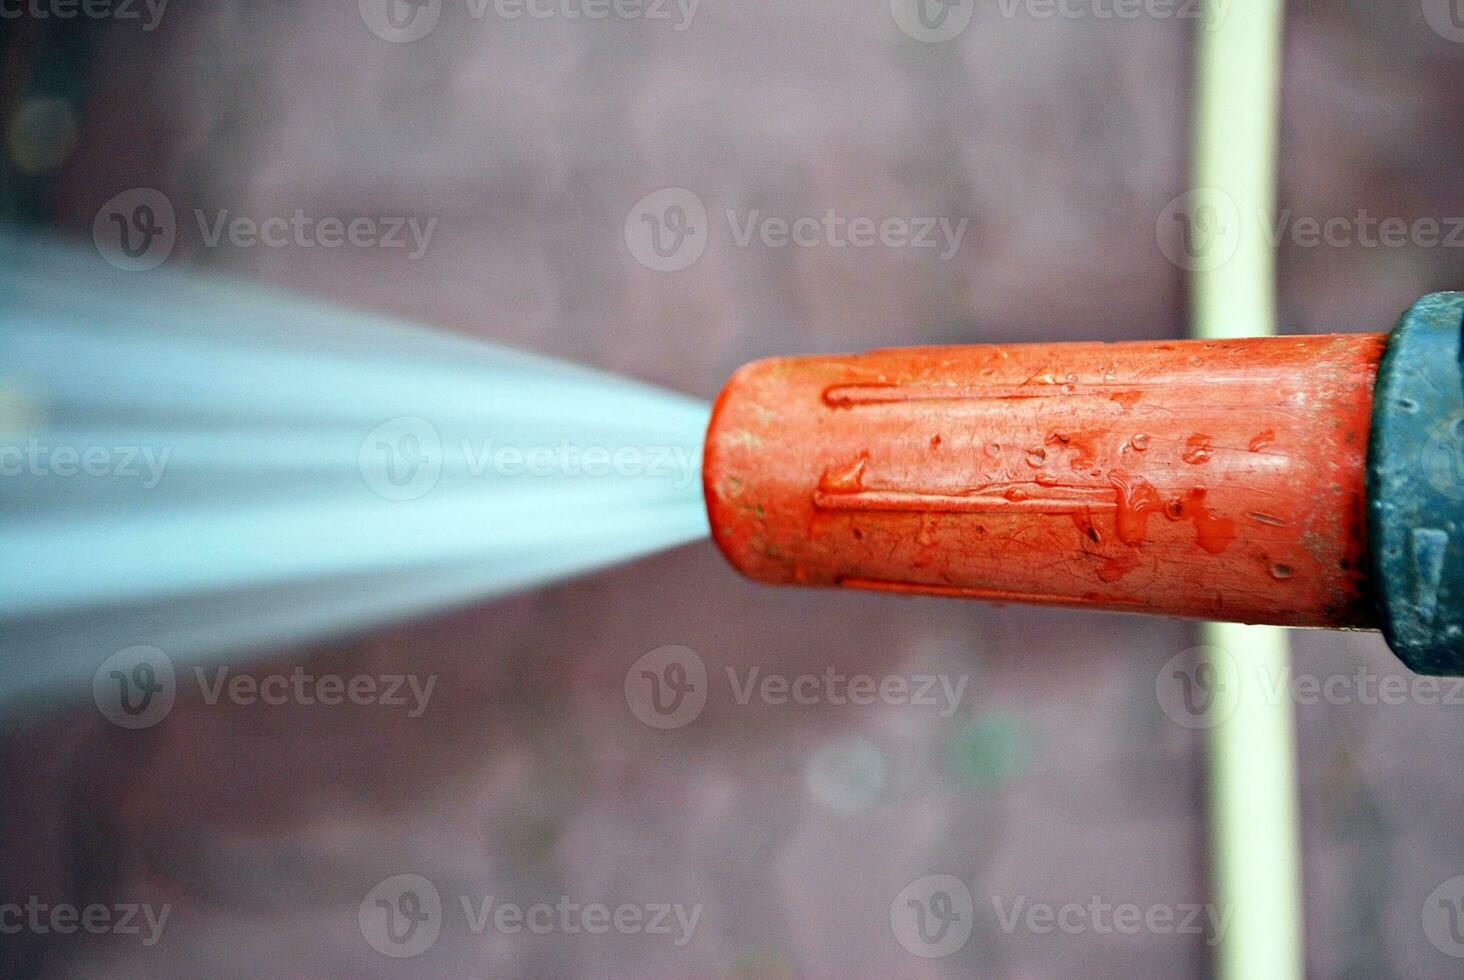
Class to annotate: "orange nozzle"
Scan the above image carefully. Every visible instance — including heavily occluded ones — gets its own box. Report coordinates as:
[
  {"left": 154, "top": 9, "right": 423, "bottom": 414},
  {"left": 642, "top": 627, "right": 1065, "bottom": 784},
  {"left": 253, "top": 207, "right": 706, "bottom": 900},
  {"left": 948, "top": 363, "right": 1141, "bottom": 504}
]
[{"left": 703, "top": 334, "right": 1386, "bottom": 628}]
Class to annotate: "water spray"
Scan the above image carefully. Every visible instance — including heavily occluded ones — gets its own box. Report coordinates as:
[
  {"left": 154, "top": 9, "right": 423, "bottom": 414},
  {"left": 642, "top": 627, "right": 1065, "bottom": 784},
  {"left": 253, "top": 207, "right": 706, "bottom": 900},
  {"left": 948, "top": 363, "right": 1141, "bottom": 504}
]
[{"left": 0, "top": 231, "right": 709, "bottom": 702}]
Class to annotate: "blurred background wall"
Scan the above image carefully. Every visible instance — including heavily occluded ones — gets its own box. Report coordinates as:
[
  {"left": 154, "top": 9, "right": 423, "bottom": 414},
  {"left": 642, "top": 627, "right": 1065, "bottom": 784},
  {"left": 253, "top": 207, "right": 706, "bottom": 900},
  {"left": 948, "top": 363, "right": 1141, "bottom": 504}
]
[{"left": 1, "top": 1, "right": 1463, "bottom": 976}]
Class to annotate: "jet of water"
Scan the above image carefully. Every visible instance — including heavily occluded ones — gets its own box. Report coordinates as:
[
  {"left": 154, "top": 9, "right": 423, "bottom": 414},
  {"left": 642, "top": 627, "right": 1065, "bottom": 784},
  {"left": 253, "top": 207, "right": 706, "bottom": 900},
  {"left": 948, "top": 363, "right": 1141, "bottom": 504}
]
[{"left": 0, "top": 229, "right": 710, "bottom": 707}]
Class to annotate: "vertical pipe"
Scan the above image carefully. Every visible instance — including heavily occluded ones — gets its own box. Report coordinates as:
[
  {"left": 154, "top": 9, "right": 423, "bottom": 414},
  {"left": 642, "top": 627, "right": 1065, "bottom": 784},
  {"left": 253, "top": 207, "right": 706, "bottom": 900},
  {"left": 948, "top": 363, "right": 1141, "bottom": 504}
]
[{"left": 1190, "top": 2, "right": 1304, "bottom": 979}]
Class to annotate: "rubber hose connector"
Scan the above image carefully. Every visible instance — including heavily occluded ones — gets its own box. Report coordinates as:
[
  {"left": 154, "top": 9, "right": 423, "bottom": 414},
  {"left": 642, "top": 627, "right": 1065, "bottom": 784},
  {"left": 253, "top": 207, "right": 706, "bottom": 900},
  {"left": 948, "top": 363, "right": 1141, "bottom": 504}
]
[{"left": 1367, "top": 293, "right": 1464, "bottom": 675}]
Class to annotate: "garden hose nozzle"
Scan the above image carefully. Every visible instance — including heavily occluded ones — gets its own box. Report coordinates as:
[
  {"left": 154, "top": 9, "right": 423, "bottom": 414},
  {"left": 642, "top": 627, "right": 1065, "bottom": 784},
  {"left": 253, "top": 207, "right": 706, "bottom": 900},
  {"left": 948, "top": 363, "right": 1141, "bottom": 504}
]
[{"left": 704, "top": 294, "right": 1464, "bottom": 675}]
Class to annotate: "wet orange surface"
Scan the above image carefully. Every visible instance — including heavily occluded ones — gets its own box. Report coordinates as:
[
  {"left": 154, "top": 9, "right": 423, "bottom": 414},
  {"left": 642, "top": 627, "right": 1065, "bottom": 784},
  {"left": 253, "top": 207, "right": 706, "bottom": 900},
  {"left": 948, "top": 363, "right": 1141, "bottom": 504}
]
[{"left": 707, "top": 334, "right": 1386, "bottom": 627}]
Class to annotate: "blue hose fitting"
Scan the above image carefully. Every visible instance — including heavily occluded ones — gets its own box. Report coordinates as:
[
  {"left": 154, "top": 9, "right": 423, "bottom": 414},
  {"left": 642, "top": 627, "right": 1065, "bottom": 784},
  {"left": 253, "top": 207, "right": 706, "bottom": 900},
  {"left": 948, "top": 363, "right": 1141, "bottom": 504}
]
[{"left": 1368, "top": 292, "right": 1464, "bottom": 675}]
